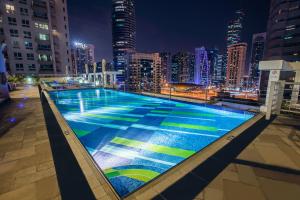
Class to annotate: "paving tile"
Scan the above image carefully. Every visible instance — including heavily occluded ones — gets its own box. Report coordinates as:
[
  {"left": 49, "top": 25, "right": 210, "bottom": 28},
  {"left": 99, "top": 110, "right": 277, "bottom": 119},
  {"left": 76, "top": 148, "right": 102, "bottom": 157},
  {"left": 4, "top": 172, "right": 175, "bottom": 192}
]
[
  {"left": 255, "top": 144, "right": 298, "bottom": 169},
  {"left": 223, "top": 180, "right": 265, "bottom": 200},
  {"left": 35, "top": 175, "right": 60, "bottom": 200},
  {"left": 259, "top": 177, "right": 300, "bottom": 200},
  {"left": 236, "top": 164, "right": 259, "bottom": 186},
  {"left": 1, "top": 147, "right": 35, "bottom": 163},
  {"left": 203, "top": 188, "right": 223, "bottom": 200},
  {"left": 0, "top": 184, "right": 36, "bottom": 200}
]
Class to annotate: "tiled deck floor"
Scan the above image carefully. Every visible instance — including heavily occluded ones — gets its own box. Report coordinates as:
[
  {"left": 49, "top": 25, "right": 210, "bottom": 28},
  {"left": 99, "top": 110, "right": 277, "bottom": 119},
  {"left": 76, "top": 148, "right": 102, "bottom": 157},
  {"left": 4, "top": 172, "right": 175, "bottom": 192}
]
[
  {"left": 0, "top": 86, "right": 60, "bottom": 200},
  {"left": 1, "top": 86, "right": 300, "bottom": 200},
  {"left": 194, "top": 115, "right": 300, "bottom": 200}
]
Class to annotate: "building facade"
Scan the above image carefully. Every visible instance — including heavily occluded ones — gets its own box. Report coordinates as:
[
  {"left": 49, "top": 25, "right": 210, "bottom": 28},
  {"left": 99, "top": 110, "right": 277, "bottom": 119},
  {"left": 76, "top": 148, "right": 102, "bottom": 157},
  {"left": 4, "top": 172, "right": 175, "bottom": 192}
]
[
  {"left": 159, "top": 52, "right": 172, "bottom": 85},
  {"left": 0, "top": 0, "right": 71, "bottom": 76},
  {"left": 71, "top": 42, "right": 95, "bottom": 75},
  {"left": 226, "top": 43, "right": 247, "bottom": 88},
  {"left": 194, "top": 47, "right": 210, "bottom": 86},
  {"left": 249, "top": 32, "right": 266, "bottom": 88},
  {"left": 128, "top": 53, "right": 161, "bottom": 93},
  {"left": 215, "top": 54, "right": 226, "bottom": 85},
  {"left": 264, "top": 0, "right": 300, "bottom": 61},
  {"left": 226, "top": 10, "right": 245, "bottom": 46},
  {"left": 171, "top": 52, "right": 194, "bottom": 84},
  {"left": 112, "top": 0, "right": 136, "bottom": 83}
]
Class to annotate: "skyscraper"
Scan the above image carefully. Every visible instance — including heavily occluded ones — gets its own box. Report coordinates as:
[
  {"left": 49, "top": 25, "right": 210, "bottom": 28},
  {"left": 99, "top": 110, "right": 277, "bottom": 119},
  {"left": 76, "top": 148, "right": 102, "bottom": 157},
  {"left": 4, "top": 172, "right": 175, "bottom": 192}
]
[
  {"left": 249, "top": 33, "right": 266, "bottom": 88},
  {"left": 264, "top": 0, "right": 300, "bottom": 61},
  {"left": 112, "top": 0, "right": 136, "bottom": 83},
  {"left": 0, "top": 0, "right": 71, "bottom": 76},
  {"left": 128, "top": 53, "right": 161, "bottom": 93},
  {"left": 215, "top": 54, "right": 226, "bottom": 85},
  {"left": 159, "top": 52, "right": 172, "bottom": 85},
  {"left": 171, "top": 52, "right": 194, "bottom": 84},
  {"left": 226, "top": 43, "right": 247, "bottom": 88},
  {"left": 71, "top": 42, "right": 95, "bottom": 75},
  {"left": 226, "top": 10, "right": 245, "bottom": 46},
  {"left": 207, "top": 48, "right": 225, "bottom": 85},
  {"left": 194, "top": 47, "right": 210, "bottom": 86}
]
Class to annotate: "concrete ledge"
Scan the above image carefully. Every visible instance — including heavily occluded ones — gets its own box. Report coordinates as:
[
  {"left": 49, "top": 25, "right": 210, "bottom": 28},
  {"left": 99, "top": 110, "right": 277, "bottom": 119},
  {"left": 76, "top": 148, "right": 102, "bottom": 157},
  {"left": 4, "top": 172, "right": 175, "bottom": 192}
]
[{"left": 43, "top": 91, "right": 119, "bottom": 200}]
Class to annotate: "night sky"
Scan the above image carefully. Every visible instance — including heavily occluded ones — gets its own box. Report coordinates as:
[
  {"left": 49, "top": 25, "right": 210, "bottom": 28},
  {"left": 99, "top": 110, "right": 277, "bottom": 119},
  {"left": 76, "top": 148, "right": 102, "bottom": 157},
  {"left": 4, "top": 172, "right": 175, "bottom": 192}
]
[{"left": 68, "top": 0, "right": 270, "bottom": 62}]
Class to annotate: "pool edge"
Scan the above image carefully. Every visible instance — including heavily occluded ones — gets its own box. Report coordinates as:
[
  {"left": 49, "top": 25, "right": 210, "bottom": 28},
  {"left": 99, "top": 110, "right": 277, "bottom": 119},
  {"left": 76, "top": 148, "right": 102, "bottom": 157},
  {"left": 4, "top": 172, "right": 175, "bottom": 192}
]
[
  {"left": 43, "top": 90, "right": 120, "bottom": 200},
  {"left": 42, "top": 87, "right": 264, "bottom": 200}
]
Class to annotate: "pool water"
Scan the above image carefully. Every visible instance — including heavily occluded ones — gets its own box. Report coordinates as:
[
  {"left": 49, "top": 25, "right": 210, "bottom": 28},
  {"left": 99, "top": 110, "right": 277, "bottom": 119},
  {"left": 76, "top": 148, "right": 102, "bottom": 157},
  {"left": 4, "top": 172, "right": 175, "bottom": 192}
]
[{"left": 49, "top": 89, "right": 254, "bottom": 197}]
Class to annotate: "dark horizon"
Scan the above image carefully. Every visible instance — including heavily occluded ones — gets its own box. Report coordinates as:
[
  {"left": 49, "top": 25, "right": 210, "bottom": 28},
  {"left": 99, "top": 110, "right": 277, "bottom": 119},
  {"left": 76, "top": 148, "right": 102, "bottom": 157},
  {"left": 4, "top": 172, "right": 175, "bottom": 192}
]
[{"left": 68, "top": 0, "right": 270, "bottom": 62}]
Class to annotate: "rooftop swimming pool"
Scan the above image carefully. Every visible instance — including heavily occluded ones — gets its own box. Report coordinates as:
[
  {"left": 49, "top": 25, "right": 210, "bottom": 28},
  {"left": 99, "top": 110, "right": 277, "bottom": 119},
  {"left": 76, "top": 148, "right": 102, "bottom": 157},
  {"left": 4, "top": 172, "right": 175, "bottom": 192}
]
[{"left": 49, "top": 89, "right": 254, "bottom": 197}]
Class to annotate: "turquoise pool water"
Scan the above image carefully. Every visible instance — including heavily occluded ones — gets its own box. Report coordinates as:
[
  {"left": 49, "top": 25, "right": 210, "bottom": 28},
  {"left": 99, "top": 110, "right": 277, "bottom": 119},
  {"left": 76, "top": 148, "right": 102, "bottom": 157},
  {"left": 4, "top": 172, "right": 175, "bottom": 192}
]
[{"left": 49, "top": 89, "right": 254, "bottom": 197}]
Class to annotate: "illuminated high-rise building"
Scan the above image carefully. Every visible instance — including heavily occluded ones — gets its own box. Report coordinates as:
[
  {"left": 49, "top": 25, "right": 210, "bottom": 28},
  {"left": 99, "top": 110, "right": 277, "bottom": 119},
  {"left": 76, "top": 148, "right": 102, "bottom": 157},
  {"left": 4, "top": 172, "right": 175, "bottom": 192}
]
[
  {"left": 171, "top": 52, "right": 194, "bottom": 84},
  {"left": 71, "top": 42, "right": 95, "bottom": 75},
  {"left": 112, "top": 0, "right": 136, "bottom": 84},
  {"left": 194, "top": 47, "right": 210, "bottom": 86},
  {"left": 0, "top": 0, "right": 71, "bottom": 76},
  {"left": 226, "top": 10, "right": 245, "bottom": 46},
  {"left": 226, "top": 43, "right": 247, "bottom": 88},
  {"left": 249, "top": 32, "right": 266, "bottom": 87},
  {"left": 207, "top": 48, "right": 225, "bottom": 85},
  {"left": 159, "top": 52, "right": 172, "bottom": 84},
  {"left": 128, "top": 53, "right": 161, "bottom": 93}
]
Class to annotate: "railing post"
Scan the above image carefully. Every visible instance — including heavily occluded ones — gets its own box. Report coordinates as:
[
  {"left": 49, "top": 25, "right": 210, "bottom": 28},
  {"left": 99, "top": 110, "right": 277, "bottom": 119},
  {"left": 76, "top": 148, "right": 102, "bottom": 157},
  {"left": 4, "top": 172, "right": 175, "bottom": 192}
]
[
  {"left": 266, "top": 81, "right": 275, "bottom": 120},
  {"left": 276, "top": 81, "right": 285, "bottom": 115}
]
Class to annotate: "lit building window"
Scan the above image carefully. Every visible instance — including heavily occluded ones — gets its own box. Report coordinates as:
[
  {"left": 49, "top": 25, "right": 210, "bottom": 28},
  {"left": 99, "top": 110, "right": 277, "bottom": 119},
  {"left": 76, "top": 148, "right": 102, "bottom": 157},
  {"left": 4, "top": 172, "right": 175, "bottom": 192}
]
[
  {"left": 38, "top": 54, "right": 52, "bottom": 62},
  {"left": 6, "top": 4, "right": 15, "bottom": 14},
  {"left": 35, "top": 22, "right": 48, "bottom": 30},
  {"left": 39, "top": 33, "right": 49, "bottom": 40}
]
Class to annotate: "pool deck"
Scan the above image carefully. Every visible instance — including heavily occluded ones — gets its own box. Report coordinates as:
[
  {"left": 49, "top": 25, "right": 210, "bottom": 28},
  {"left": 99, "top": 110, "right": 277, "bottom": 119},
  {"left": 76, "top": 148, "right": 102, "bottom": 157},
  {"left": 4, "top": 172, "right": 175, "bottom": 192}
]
[{"left": 0, "top": 86, "right": 299, "bottom": 200}]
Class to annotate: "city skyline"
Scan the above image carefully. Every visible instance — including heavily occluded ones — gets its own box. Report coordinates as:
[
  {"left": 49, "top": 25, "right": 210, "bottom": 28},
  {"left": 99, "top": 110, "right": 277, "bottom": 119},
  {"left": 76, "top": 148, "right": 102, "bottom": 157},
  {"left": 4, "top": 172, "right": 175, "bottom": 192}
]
[{"left": 68, "top": 0, "right": 270, "bottom": 61}]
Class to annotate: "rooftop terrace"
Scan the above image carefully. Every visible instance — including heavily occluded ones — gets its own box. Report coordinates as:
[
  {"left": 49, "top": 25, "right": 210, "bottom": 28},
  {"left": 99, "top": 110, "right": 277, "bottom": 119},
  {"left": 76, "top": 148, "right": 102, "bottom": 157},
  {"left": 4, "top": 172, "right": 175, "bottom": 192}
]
[{"left": 0, "top": 86, "right": 299, "bottom": 200}]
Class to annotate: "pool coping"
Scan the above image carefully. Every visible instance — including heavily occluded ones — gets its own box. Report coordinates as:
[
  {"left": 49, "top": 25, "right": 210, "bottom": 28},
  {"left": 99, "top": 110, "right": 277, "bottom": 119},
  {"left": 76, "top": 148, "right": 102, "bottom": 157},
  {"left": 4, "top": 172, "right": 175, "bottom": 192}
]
[{"left": 42, "top": 87, "right": 264, "bottom": 200}]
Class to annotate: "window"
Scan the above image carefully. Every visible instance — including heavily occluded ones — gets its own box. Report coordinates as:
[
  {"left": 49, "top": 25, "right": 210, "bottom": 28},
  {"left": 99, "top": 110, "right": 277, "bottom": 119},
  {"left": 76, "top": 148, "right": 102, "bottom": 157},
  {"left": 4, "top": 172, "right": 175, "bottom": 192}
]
[
  {"left": 34, "top": 23, "right": 48, "bottom": 30},
  {"left": 12, "top": 41, "right": 20, "bottom": 48},
  {"left": 39, "top": 33, "right": 49, "bottom": 40},
  {"left": 10, "top": 29, "right": 19, "bottom": 37},
  {"left": 38, "top": 54, "right": 52, "bottom": 62},
  {"left": 28, "top": 64, "right": 36, "bottom": 71},
  {"left": 6, "top": 4, "right": 15, "bottom": 14},
  {"left": 8, "top": 17, "right": 17, "bottom": 25},
  {"left": 38, "top": 44, "right": 51, "bottom": 51},
  {"left": 22, "top": 19, "right": 30, "bottom": 27},
  {"left": 24, "top": 31, "right": 31, "bottom": 39},
  {"left": 20, "top": 8, "right": 29, "bottom": 16},
  {"left": 27, "top": 53, "right": 34, "bottom": 60},
  {"left": 19, "top": 0, "right": 27, "bottom": 5},
  {"left": 24, "top": 41, "right": 33, "bottom": 49},
  {"left": 16, "top": 64, "right": 24, "bottom": 71},
  {"left": 0, "top": 28, "right": 4, "bottom": 35},
  {"left": 14, "top": 52, "right": 22, "bottom": 60}
]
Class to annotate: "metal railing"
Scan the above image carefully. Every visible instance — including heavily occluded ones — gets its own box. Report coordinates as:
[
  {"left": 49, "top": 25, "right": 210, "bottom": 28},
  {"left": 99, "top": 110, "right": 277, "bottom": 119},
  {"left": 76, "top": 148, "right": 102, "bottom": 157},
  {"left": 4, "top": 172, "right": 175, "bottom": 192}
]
[{"left": 266, "top": 81, "right": 300, "bottom": 119}]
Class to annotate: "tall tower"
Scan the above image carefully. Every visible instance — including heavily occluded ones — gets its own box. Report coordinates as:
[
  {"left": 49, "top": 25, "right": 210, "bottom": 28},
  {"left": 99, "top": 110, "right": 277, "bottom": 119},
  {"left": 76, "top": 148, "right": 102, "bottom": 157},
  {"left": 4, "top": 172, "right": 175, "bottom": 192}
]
[
  {"left": 226, "top": 43, "right": 247, "bottom": 88},
  {"left": 194, "top": 47, "right": 210, "bottom": 86},
  {"left": 71, "top": 42, "right": 95, "bottom": 75},
  {"left": 226, "top": 10, "right": 245, "bottom": 46},
  {"left": 264, "top": 0, "right": 300, "bottom": 61},
  {"left": 112, "top": 0, "right": 136, "bottom": 84},
  {"left": 171, "top": 52, "right": 194, "bottom": 84},
  {"left": 249, "top": 33, "right": 266, "bottom": 88}
]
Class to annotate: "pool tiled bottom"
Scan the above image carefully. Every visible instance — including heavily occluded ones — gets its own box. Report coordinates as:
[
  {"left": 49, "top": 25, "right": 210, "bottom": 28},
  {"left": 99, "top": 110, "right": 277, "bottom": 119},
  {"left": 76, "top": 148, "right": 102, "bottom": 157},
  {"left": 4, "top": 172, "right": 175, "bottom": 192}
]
[{"left": 49, "top": 89, "right": 253, "bottom": 197}]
